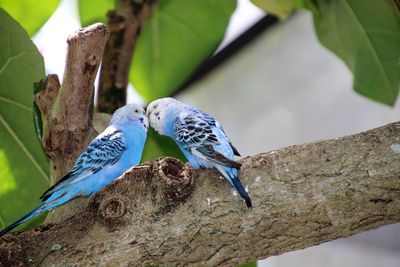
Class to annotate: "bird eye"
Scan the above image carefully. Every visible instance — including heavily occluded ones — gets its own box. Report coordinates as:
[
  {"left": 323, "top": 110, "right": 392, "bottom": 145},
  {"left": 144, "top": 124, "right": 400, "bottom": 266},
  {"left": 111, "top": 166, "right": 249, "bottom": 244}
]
[{"left": 135, "top": 109, "right": 139, "bottom": 113}]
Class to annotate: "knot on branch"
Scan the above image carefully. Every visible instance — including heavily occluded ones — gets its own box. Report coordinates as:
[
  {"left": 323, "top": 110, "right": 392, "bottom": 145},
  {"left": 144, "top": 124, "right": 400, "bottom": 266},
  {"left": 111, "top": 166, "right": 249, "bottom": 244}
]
[
  {"left": 34, "top": 74, "right": 61, "bottom": 117},
  {"left": 101, "top": 198, "right": 126, "bottom": 219},
  {"left": 89, "top": 158, "right": 193, "bottom": 229},
  {"left": 98, "top": 196, "right": 128, "bottom": 230},
  {"left": 153, "top": 157, "right": 193, "bottom": 204},
  {"left": 84, "top": 54, "right": 99, "bottom": 75}
]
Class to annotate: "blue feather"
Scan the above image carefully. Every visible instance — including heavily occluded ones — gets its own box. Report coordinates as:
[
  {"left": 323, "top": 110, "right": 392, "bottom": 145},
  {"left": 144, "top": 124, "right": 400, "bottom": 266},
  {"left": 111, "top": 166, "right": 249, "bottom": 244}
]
[
  {"left": 0, "top": 104, "right": 148, "bottom": 236},
  {"left": 147, "top": 98, "right": 252, "bottom": 208}
]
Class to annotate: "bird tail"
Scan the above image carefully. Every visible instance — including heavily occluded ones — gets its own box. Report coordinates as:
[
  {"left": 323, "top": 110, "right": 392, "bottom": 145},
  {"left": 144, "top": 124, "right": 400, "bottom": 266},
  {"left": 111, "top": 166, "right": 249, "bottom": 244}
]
[
  {"left": 216, "top": 166, "right": 252, "bottom": 208},
  {"left": 0, "top": 205, "right": 44, "bottom": 237},
  {"left": 0, "top": 189, "right": 76, "bottom": 237},
  {"left": 231, "top": 176, "right": 252, "bottom": 208}
]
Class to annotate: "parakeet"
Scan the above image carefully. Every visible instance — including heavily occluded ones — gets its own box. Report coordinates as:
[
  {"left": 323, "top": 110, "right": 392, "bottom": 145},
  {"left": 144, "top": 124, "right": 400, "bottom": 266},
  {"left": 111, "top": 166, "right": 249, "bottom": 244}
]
[
  {"left": 0, "top": 104, "right": 148, "bottom": 236},
  {"left": 146, "top": 97, "right": 252, "bottom": 208}
]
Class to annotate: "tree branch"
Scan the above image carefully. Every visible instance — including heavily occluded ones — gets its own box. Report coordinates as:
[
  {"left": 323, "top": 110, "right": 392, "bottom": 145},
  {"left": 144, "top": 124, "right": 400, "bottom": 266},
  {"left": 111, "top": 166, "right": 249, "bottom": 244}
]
[
  {"left": 34, "top": 23, "right": 110, "bottom": 223},
  {"left": 97, "top": 0, "right": 157, "bottom": 113},
  {"left": 1, "top": 122, "right": 399, "bottom": 266}
]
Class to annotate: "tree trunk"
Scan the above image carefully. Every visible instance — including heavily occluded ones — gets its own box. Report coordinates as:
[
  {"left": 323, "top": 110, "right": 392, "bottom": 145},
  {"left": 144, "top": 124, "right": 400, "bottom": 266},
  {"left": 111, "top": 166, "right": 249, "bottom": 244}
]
[
  {"left": 96, "top": 0, "right": 156, "bottom": 113},
  {"left": 1, "top": 122, "right": 399, "bottom": 266}
]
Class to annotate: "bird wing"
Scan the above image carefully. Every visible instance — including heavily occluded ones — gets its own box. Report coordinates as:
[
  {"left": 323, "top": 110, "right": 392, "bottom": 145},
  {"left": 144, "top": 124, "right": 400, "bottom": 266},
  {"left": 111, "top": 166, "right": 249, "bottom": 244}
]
[
  {"left": 187, "top": 107, "right": 240, "bottom": 156},
  {"left": 173, "top": 111, "right": 241, "bottom": 169},
  {"left": 214, "top": 120, "right": 241, "bottom": 157},
  {"left": 40, "top": 129, "right": 127, "bottom": 201}
]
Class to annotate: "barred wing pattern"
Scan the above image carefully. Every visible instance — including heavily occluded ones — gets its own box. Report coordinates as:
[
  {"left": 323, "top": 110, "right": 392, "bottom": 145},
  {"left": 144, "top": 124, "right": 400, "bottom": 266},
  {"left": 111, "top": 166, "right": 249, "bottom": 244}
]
[
  {"left": 40, "top": 129, "right": 127, "bottom": 201},
  {"left": 187, "top": 108, "right": 240, "bottom": 156},
  {"left": 173, "top": 110, "right": 241, "bottom": 169}
]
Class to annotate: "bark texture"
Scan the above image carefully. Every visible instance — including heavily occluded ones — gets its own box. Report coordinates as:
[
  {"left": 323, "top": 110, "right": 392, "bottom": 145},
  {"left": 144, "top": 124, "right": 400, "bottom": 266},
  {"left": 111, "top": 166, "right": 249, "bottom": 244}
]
[
  {"left": 1, "top": 122, "right": 399, "bottom": 266},
  {"left": 97, "top": 0, "right": 156, "bottom": 113},
  {"left": 34, "top": 23, "right": 110, "bottom": 223}
]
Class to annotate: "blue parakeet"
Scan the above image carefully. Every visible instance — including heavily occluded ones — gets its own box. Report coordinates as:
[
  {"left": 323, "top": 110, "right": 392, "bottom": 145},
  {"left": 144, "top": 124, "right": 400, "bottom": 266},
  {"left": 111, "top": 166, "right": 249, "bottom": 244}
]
[
  {"left": 0, "top": 104, "right": 148, "bottom": 236},
  {"left": 146, "top": 98, "right": 252, "bottom": 208}
]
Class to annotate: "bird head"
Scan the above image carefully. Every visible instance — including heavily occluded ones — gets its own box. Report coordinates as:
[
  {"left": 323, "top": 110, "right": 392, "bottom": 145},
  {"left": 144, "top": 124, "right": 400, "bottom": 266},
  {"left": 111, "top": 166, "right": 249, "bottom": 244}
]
[
  {"left": 146, "top": 97, "right": 181, "bottom": 135},
  {"left": 110, "top": 103, "right": 149, "bottom": 130}
]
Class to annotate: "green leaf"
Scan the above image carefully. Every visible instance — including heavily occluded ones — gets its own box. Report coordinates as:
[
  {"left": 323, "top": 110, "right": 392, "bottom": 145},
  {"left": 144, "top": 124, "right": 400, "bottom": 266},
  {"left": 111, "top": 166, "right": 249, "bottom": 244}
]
[
  {"left": 141, "top": 128, "right": 185, "bottom": 162},
  {"left": 0, "top": 0, "right": 60, "bottom": 36},
  {"left": 305, "top": 0, "right": 400, "bottom": 106},
  {"left": 250, "top": 0, "right": 303, "bottom": 19},
  {"left": 78, "top": 0, "right": 115, "bottom": 27},
  {"left": 130, "top": 0, "right": 236, "bottom": 102},
  {"left": 0, "top": 9, "right": 49, "bottom": 231}
]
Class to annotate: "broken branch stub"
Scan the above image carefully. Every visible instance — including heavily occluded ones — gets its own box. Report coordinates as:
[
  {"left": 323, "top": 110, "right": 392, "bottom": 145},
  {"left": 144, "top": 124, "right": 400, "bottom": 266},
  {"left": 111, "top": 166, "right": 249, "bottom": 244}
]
[
  {"left": 89, "top": 157, "right": 194, "bottom": 228},
  {"left": 34, "top": 23, "right": 110, "bottom": 223},
  {"left": 35, "top": 23, "right": 110, "bottom": 181}
]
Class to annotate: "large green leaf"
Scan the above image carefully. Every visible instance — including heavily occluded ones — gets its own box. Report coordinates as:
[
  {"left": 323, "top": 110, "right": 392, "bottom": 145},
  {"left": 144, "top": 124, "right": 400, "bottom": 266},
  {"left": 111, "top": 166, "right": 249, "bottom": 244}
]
[
  {"left": 130, "top": 0, "right": 236, "bottom": 102},
  {"left": 78, "top": 0, "right": 114, "bottom": 27},
  {"left": 0, "top": 9, "right": 49, "bottom": 231},
  {"left": 0, "top": 0, "right": 60, "bottom": 36},
  {"left": 250, "top": 0, "right": 303, "bottom": 19},
  {"left": 305, "top": 0, "right": 400, "bottom": 105}
]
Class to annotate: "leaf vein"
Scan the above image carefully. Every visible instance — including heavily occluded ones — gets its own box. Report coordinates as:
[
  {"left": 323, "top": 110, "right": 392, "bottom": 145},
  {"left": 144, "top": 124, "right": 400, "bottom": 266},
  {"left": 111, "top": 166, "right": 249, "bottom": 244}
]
[
  {"left": 342, "top": 0, "right": 393, "bottom": 97},
  {"left": 0, "top": 96, "right": 32, "bottom": 112},
  {"left": 0, "top": 51, "right": 36, "bottom": 77},
  {"left": 0, "top": 114, "right": 48, "bottom": 183}
]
